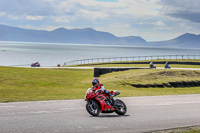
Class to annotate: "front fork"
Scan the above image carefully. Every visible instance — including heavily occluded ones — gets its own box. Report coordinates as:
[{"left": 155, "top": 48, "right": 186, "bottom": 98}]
[{"left": 88, "top": 100, "right": 99, "bottom": 114}]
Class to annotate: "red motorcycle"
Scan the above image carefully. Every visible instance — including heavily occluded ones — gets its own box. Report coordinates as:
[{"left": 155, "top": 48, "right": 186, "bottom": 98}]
[
  {"left": 84, "top": 88, "right": 127, "bottom": 116},
  {"left": 31, "top": 62, "right": 40, "bottom": 67}
]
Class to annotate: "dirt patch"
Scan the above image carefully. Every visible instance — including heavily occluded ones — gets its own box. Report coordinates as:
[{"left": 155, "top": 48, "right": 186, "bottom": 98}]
[
  {"left": 129, "top": 80, "right": 200, "bottom": 88},
  {"left": 158, "top": 71, "right": 176, "bottom": 76}
]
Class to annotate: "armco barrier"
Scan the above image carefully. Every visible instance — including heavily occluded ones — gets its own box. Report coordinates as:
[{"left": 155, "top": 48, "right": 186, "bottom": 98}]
[
  {"left": 94, "top": 67, "right": 149, "bottom": 77},
  {"left": 110, "top": 61, "right": 200, "bottom": 65},
  {"left": 93, "top": 60, "right": 200, "bottom": 77},
  {"left": 63, "top": 55, "right": 200, "bottom": 66}
]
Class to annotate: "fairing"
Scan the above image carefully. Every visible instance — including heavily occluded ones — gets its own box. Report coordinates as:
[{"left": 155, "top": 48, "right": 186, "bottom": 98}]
[{"left": 85, "top": 88, "right": 115, "bottom": 111}]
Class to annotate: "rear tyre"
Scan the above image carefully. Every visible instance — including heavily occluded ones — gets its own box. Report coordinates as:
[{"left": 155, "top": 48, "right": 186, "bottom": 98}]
[
  {"left": 114, "top": 99, "right": 127, "bottom": 115},
  {"left": 86, "top": 100, "right": 100, "bottom": 116}
]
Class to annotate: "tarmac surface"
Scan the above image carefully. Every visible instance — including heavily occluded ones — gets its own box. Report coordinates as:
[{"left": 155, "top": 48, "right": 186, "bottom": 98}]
[
  {"left": 1, "top": 94, "right": 200, "bottom": 133},
  {"left": 17, "top": 66, "right": 200, "bottom": 70}
]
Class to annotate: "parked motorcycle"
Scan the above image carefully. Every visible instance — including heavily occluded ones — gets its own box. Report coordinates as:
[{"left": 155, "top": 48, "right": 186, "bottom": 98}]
[{"left": 84, "top": 88, "right": 127, "bottom": 116}]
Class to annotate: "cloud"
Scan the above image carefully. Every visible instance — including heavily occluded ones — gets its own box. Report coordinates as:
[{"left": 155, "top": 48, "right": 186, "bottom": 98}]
[
  {"left": 78, "top": 9, "right": 109, "bottom": 20},
  {"left": 138, "top": 21, "right": 166, "bottom": 27},
  {"left": 0, "top": 12, "right": 6, "bottom": 16},
  {"left": 95, "top": 0, "right": 119, "bottom": 2},
  {"left": 155, "top": 21, "right": 166, "bottom": 26},
  {"left": 158, "top": 0, "right": 200, "bottom": 23},
  {"left": 0, "top": 0, "right": 160, "bottom": 19},
  {"left": 0, "top": 0, "right": 199, "bottom": 41},
  {"left": 0, "top": 0, "right": 166, "bottom": 41},
  {"left": 167, "top": 11, "right": 200, "bottom": 23},
  {"left": 55, "top": 16, "right": 70, "bottom": 23},
  {"left": 26, "top": 16, "right": 45, "bottom": 21}
]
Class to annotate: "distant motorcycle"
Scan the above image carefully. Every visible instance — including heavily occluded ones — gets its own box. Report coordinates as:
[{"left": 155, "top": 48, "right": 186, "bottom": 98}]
[
  {"left": 84, "top": 88, "right": 127, "bottom": 116},
  {"left": 31, "top": 62, "right": 40, "bottom": 67},
  {"left": 165, "top": 64, "right": 171, "bottom": 69},
  {"left": 150, "top": 64, "right": 156, "bottom": 69}
]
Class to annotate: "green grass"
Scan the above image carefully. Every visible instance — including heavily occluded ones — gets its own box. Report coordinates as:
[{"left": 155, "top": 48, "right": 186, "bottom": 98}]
[
  {"left": 0, "top": 66, "right": 200, "bottom": 102},
  {"left": 152, "top": 126, "right": 200, "bottom": 133},
  {"left": 0, "top": 66, "right": 93, "bottom": 102},
  {"left": 103, "top": 69, "right": 200, "bottom": 85},
  {"left": 180, "top": 129, "right": 200, "bottom": 133},
  {"left": 100, "top": 69, "right": 200, "bottom": 97}
]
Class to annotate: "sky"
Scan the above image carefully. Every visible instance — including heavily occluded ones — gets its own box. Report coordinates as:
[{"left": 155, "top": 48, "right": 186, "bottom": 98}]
[{"left": 0, "top": 0, "right": 200, "bottom": 41}]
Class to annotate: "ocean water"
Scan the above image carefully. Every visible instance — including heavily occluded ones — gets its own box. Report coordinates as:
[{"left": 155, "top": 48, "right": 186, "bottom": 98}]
[{"left": 0, "top": 41, "right": 200, "bottom": 66}]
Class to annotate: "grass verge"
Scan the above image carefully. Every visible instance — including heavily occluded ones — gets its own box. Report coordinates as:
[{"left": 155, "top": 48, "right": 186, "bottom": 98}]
[
  {"left": 0, "top": 66, "right": 200, "bottom": 102},
  {"left": 150, "top": 125, "right": 200, "bottom": 133},
  {"left": 0, "top": 66, "right": 93, "bottom": 102}
]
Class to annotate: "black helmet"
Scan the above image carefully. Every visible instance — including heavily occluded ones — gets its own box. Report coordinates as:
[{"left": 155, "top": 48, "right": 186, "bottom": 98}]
[{"left": 92, "top": 78, "right": 99, "bottom": 87}]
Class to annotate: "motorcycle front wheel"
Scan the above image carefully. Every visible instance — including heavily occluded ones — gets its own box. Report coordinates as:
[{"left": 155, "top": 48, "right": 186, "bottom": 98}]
[
  {"left": 86, "top": 100, "right": 100, "bottom": 116},
  {"left": 114, "top": 99, "right": 127, "bottom": 115}
]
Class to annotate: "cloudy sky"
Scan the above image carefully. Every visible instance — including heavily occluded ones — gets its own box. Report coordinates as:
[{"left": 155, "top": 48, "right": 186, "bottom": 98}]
[{"left": 0, "top": 0, "right": 200, "bottom": 41}]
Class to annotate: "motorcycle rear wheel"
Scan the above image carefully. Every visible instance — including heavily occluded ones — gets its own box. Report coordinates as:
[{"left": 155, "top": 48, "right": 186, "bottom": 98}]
[
  {"left": 114, "top": 99, "right": 127, "bottom": 115},
  {"left": 86, "top": 100, "right": 100, "bottom": 116}
]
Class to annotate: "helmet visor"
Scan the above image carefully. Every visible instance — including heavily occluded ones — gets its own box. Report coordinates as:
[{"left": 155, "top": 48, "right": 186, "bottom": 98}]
[{"left": 92, "top": 82, "right": 98, "bottom": 86}]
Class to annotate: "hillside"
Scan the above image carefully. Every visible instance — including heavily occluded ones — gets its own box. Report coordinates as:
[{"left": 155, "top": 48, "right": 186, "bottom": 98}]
[
  {"left": 0, "top": 25, "right": 200, "bottom": 48},
  {"left": 149, "top": 33, "right": 200, "bottom": 48},
  {"left": 0, "top": 25, "right": 147, "bottom": 46}
]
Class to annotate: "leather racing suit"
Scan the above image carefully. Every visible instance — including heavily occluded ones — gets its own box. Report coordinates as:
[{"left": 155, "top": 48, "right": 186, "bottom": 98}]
[{"left": 92, "top": 83, "right": 115, "bottom": 105}]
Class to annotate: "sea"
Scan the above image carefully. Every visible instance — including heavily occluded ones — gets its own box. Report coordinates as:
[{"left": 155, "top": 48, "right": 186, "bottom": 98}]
[{"left": 0, "top": 41, "right": 200, "bottom": 66}]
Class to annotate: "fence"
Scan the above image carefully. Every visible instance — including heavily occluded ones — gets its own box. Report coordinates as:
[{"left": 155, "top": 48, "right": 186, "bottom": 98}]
[{"left": 62, "top": 54, "right": 200, "bottom": 66}]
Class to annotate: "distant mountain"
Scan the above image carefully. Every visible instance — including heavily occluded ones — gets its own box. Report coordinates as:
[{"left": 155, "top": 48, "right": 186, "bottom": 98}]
[
  {"left": 0, "top": 25, "right": 147, "bottom": 46},
  {"left": 149, "top": 33, "right": 200, "bottom": 48},
  {"left": 1, "top": 25, "right": 200, "bottom": 48},
  {"left": 119, "top": 36, "right": 147, "bottom": 44}
]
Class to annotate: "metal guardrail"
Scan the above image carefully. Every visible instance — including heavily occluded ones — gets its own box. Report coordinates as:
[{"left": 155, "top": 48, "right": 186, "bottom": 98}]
[{"left": 62, "top": 55, "right": 200, "bottom": 66}]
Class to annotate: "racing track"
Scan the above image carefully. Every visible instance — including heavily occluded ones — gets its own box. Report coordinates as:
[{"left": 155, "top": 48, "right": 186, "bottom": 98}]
[{"left": 1, "top": 94, "right": 200, "bottom": 133}]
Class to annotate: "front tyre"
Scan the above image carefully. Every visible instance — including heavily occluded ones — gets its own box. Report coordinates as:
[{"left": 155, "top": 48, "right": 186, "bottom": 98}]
[
  {"left": 86, "top": 100, "right": 100, "bottom": 116},
  {"left": 114, "top": 99, "right": 127, "bottom": 115}
]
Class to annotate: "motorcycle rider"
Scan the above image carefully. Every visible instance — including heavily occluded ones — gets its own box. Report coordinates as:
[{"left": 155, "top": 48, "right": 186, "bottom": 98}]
[
  {"left": 35, "top": 62, "right": 40, "bottom": 66},
  {"left": 165, "top": 62, "right": 169, "bottom": 67},
  {"left": 150, "top": 62, "right": 154, "bottom": 68},
  {"left": 92, "top": 78, "right": 116, "bottom": 106}
]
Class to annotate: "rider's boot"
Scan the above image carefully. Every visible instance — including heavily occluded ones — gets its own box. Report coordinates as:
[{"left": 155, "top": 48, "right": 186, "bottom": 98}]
[
  {"left": 104, "top": 90, "right": 122, "bottom": 107},
  {"left": 110, "top": 96, "right": 122, "bottom": 107},
  {"left": 110, "top": 96, "right": 115, "bottom": 105}
]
